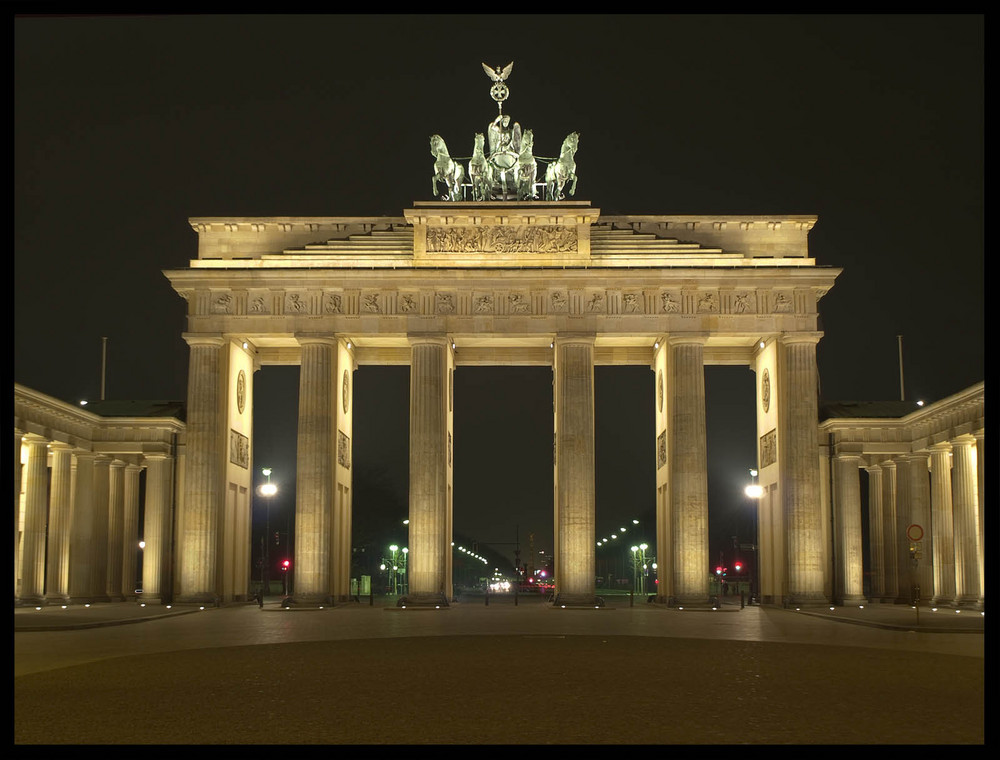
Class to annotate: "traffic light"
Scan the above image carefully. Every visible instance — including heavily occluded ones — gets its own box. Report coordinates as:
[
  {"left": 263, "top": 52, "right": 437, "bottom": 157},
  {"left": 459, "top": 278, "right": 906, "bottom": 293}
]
[
  {"left": 281, "top": 559, "right": 290, "bottom": 571},
  {"left": 715, "top": 566, "right": 723, "bottom": 576},
  {"left": 734, "top": 562, "right": 743, "bottom": 573}
]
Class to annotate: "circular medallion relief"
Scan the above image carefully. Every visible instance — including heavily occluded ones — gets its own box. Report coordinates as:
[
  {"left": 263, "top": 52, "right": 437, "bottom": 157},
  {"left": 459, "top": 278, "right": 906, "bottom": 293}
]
[
  {"left": 761, "top": 368, "right": 771, "bottom": 413},
  {"left": 236, "top": 370, "right": 246, "bottom": 414},
  {"left": 657, "top": 369, "right": 664, "bottom": 413},
  {"left": 342, "top": 370, "right": 350, "bottom": 413}
]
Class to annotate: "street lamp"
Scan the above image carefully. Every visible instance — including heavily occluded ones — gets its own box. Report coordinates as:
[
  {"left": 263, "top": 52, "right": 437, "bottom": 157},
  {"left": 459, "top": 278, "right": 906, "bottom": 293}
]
[
  {"left": 629, "top": 543, "right": 653, "bottom": 595},
  {"left": 258, "top": 468, "right": 278, "bottom": 595},
  {"left": 380, "top": 544, "right": 408, "bottom": 595},
  {"left": 744, "top": 468, "right": 763, "bottom": 603}
]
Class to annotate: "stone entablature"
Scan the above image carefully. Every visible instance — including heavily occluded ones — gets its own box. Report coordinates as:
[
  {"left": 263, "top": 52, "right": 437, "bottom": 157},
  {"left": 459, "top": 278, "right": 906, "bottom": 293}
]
[
  {"left": 819, "top": 382, "right": 984, "bottom": 462},
  {"left": 14, "top": 384, "right": 185, "bottom": 458}
]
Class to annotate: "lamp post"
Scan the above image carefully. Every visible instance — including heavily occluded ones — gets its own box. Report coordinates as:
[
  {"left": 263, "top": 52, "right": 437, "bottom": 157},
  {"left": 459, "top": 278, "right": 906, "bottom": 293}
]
[
  {"left": 380, "top": 544, "right": 408, "bottom": 595},
  {"left": 259, "top": 468, "right": 277, "bottom": 596},
  {"left": 744, "top": 468, "right": 763, "bottom": 604}
]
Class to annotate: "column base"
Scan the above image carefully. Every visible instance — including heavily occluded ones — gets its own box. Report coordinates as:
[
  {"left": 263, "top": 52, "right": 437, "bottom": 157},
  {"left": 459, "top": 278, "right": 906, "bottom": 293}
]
[
  {"left": 291, "top": 593, "right": 334, "bottom": 607},
  {"left": 837, "top": 595, "right": 868, "bottom": 606},
  {"left": 667, "top": 595, "right": 720, "bottom": 609},
  {"left": 552, "top": 593, "right": 604, "bottom": 608},
  {"left": 784, "top": 593, "right": 831, "bottom": 608},
  {"left": 397, "top": 592, "right": 449, "bottom": 608}
]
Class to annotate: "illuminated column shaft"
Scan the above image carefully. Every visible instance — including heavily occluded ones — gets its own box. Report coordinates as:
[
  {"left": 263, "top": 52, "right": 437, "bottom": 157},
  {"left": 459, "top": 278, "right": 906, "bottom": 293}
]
[
  {"left": 142, "top": 454, "right": 174, "bottom": 602},
  {"left": 951, "top": 436, "right": 981, "bottom": 606},
  {"left": 928, "top": 444, "right": 956, "bottom": 604},
  {"left": 68, "top": 452, "right": 97, "bottom": 602},
  {"left": 973, "top": 431, "right": 984, "bottom": 602},
  {"left": 407, "top": 336, "right": 452, "bottom": 604},
  {"left": 18, "top": 435, "right": 49, "bottom": 603},
  {"left": 45, "top": 443, "right": 73, "bottom": 602},
  {"left": 865, "top": 465, "right": 885, "bottom": 599},
  {"left": 668, "top": 336, "right": 709, "bottom": 603},
  {"left": 178, "top": 336, "right": 226, "bottom": 602},
  {"left": 105, "top": 460, "right": 125, "bottom": 601},
  {"left": 295, "top": 337, "right": 338, "bottom": 604},
  {"left": 14, "top": 429, "right": 23, "bottom": 601},
  {"left": 553, "top": 335, "right": 597, "bottom": 604},
  {"left": 90, "top": 456, "right": 110, "bottom": 602},
  {"left": 779, "top": 334, "right": 826, "bottom": 604},
  {"left": 879, "top": 460, "right": 898, "bottom": 601},
  {"left": 834, "top": 453, "right": 865, "bottom": 603},
  {"left": 121, "top": 464, "right": 142, "bottom": 597},
  {"left": 895, "top": 454, "right": 931, "bottom": 602}
]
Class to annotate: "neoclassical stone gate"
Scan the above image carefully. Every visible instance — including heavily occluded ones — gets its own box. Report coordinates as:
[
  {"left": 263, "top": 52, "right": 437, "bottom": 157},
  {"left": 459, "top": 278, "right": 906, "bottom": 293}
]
[{"left": 165, "top": 202, "right": 839, "bottom": 607}]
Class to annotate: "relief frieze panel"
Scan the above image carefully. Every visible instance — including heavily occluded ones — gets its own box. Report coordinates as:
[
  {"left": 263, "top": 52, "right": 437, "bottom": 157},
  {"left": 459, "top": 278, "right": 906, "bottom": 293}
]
[
  {"left": 760, "top": 429, "right": 776, "bottom": 468},
  {"left": 337, "top": 430, "right": 351, "bottom": 469},
  {"left": 229, "top": 429, "right": 249, "bottom": 469},
  {"left": 426, "top": 225, "right": 578, "bottom": 254}
]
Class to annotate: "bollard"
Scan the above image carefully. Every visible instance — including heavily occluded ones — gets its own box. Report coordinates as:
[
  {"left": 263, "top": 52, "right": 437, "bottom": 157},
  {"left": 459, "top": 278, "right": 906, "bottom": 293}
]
[
  {"left": 741, "top": 590, "right": 745, "bottom": 609},
  {"left": 630, "top": 589, "right": 634, "bottom": 607}
]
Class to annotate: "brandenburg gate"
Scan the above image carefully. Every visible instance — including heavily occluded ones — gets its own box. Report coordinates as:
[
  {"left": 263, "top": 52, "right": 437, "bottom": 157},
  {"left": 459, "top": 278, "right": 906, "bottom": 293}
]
[
  {"left": 164, "top": 64, "right": 840, "bottom": 608},
  {"left": 166, "top": 201, "right": 838, "bottom": 607}
]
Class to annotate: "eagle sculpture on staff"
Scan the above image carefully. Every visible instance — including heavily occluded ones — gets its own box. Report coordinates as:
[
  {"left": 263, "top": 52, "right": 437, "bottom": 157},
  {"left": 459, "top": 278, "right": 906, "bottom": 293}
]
[{"left": 483, "top": 62, "right": 513, "bottom": 112}]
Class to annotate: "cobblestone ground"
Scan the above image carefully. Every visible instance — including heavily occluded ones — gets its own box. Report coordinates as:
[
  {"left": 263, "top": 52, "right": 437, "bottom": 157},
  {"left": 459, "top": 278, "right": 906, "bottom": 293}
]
[{"left": 15, "top": 634, "right": 983, "bottom": 745}]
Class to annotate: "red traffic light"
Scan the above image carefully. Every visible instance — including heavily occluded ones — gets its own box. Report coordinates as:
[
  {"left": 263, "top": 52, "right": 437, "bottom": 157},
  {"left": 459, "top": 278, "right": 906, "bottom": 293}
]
[
  {"left": 734, "top": 562, "right": 743, "bottom": 573},
  {"left": 715, "top": 566, "right": 723, "bottom": 575},
  {"left": 281, "top": 559, "right": 290, "bottom": 571}
]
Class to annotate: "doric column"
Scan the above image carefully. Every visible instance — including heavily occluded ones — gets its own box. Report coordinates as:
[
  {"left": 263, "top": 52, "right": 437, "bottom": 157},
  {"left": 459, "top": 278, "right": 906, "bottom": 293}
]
[
  {"left": 44, "top": 443, "right": 73, "bottom": 602},
  {"left": 553, "top": 334, "right": 598, "bottom": 606},
  {"left": 178, "top": 335, "right": 226, "bottom": 603},
  {"left": 833, "top": 453, "right": 865, "bottom": 604},
  {"left": 91, "top": 456, "right": 111, "bottom": 602},
  {"left": 951, "top": 436, "right": 981, "bottom": 607},
  {"left": 928, "top": 443, "right": 956, "bottom": 604},
  {"left": 294, "top": 337, "right": 338, "bottom": 604},
  {"left": 121, "top": 463, "right": 142, "bottom": 598},
  {"left": 778, "top": 333, "right": 826, "bottom": 604},
  {"left": 18, "top": 435, "right": 49, "bottom": 604},
  {"left": 68, "top": 451, "right": 97, "bottom": 602},
  {"left": 895, "top": 454, "right": 931, "bottom": 603},
  {"left": 105, "top": 460, "right": 126, "bottom": 601},
  {"left": 142, "top": 453, "right": 175, "bottom": 602},
  {"left": 880, "top": 460, "right": 898, "bottom": 601},
  {"left": 973, "top": 430, "right": 984, "bottom": 603},
  {"left": 865, "top": 464, "right": 885, "bottom": 599},
  {"left": 14, "top": 429, "right": 23, "bottom": 601},
  {"left": 667, "top": 335, "right": 709, "bottom": 604},
  {"left": 405, "top": 335, "right": 452, "bottom": 606}
]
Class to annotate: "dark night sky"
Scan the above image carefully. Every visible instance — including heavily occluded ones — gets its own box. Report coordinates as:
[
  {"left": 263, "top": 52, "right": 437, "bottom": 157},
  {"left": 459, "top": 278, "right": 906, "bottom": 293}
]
[{"left": 14, "top": 15, "right": 983, "bottom": 572}]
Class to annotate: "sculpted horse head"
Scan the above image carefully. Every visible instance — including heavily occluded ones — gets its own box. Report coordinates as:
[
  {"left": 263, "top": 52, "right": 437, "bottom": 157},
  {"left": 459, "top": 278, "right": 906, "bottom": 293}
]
[{"left": 430, "top": 134, "right": 464, "bottom": 201}]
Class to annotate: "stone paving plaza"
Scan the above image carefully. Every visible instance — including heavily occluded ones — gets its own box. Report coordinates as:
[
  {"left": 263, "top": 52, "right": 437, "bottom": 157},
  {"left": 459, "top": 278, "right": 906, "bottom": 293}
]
[{"left": 15, "top": 595, "right": 983, "bottom": 745}]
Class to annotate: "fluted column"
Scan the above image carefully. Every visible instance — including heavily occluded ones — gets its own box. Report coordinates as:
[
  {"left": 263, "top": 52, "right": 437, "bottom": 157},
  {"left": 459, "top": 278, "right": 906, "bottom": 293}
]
[
  {"left": 142, "top": 454, "right": 174, "bottom": 602},
  {"left": 178, "top": 335, "right": 226, "bottom": 603},
  {"left": 895, "top": 454, "right": 931, "bottom": 603},
  {"left": 880, "top": 460, "right": 898, "bottom": 601},
  {"left": 667, "top": 335, "right": 709, "bottom": 604},
  {"left": 91, "top": 456, "right": 111, "bottom": 602},
  {"left": 14, "top": 429, "right": 23, "bottom": 602},
  {"left": 951, "top": 436, "right": 981, "bottom": 607},
  {"left": 294, "top": 337, "right": 337, "bottom": 604},
  {"left": 406, "top": 336, "right": 452, "bottom": 606},
  {"left": 779, "top": 334, "right": 826, "bottom": 604},
  {"left": 553, "top": 335, "right": 597, "bottom": 606},
  {"left": 121, "top": 463, "right": 142, "bottom": 597},
  {"left": 928, "top": 444, "right": 956, "bottom": 604},
  {"left": 43, "top": 443, "right": 73, "bottom": 602},
  {"left": 106, "top": 460, "right": 126, "bottom": 601},
  {"left": 973, "top": 431, "right": 984, "bottom": 603},
  {"left": 68, "top": 451, "right": 97, "bottom": 602},
  {"left": 18, "top": 435, "right": 49, "bottom": 604},
  {"left": 833, "top": 453, "right": 865, "bottom": 604},
  {"left": 865, "top": 465, "right": 885, "bottom": 599}
]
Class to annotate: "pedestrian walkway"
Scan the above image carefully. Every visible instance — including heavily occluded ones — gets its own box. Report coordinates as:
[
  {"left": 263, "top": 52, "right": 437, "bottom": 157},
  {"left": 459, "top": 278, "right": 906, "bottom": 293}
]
[{"left": 13, "top": 594, "right": 984, "bottom": 633}]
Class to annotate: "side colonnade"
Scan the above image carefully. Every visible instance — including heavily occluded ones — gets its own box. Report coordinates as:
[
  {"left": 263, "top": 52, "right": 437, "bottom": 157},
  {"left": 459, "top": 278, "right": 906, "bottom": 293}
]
[
  {"left": 823, "top": 383, "right": 984, "bottom": 609},
  {"left": 14, "top": 385, "right": 184, "bottom": 605}
]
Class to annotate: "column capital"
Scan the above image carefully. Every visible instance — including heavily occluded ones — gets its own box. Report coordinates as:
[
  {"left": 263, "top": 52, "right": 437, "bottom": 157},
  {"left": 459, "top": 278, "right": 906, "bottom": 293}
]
[
  {"left": 666, "top": 333, "right": 708, "bottom": 347},
  {"left": 928, "top": 440, "right": 953, "bottom": 453},
  {"left": 779, "top": 331, "right": 824, "bottom": 346},
  {"left": 182, "top": 333, "right": 227, "bottom": 348},
  {"left": 407, "top": 334, "right": 453, "bottom": 348},
  {"left": 295, "top": 334, "right": 340, "bottom": 348},
  {"left": 554, "top": 332, "right": 596, "bottom": 346}
]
